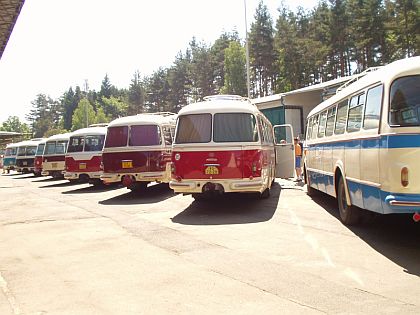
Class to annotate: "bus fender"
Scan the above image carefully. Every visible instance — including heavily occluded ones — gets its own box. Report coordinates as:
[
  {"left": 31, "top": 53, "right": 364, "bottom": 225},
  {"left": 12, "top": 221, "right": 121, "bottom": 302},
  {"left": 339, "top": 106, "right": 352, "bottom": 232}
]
[{"left": 333, "top": 163, "right": 352, "bottom": 207}]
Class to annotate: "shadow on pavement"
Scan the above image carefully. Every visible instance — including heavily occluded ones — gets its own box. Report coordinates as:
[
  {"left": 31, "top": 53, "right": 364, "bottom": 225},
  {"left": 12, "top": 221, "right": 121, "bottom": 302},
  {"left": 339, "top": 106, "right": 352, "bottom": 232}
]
[
  {"left": 11, "top": 173, "right": 36, "bottom": 179},
  {"left": 39, "top": 180, "right": 84, "bottom": 188},
  {"left": 310, "top": 192, "right": 420, "bottom": 277},
  {"left": 99, "top": 183, "right": 175, "bottom": 205},
  {"left": 32, "top": 177, "right": 59, "bottom": 183},
  {"left": 171, "top": 182, "right": 281, "bottom": 226},
  {"left": 62, "top": 183, "right": 122, "bottom": 194}
]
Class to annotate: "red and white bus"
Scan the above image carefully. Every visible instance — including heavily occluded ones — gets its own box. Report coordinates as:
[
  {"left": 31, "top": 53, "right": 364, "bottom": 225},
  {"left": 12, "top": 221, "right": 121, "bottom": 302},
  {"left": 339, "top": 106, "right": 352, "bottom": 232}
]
[
  {"left": 41, "top": 133, "right": 72, "bottom": 178},
  {"left": 64, "top": 125, "right": 107, "bottom": 184},
  {"left": 101, "top": 113, "right": 176, "bottom": 191},
  {"left": 170, "top": 95, "right": 293, "bottom": 199},
  {"left": 33, "top": 139, "right": 47, "bottom": 176}
]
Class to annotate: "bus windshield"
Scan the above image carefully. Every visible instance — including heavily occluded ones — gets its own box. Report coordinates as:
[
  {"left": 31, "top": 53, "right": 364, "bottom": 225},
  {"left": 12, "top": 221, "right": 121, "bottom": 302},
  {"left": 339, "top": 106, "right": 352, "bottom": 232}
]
[
  {"left": 85, "top": 135, "right": 105, "bottom": 151},
  {"left": 36, "top": 143, "right": 45, "bottom": 156},
  {"left": 56, "top": 141, "right": 68, "bottom": 155},
  {"left": 67, "top": 136, "right": 84, "bottom": 153},
  {"left": 5, "top": 147, "right": 17, "bottom": 156},
  {"left": 129, "top": 125, "right": 161, "bottom": 146},
  {"left": 26, "top": 146, "right": 37, "bottom": 156},
  {"left": 105, "top": 126, "right": 128, "bottom": 148},
  {"left": 176, "top": 114, "right": 212, "bottom": 143},
  {"left": 389, "top": 75, "right": 420, "bottom": 126},
  {"left": 17, "top": 147, "right": 27, "bottom": 156},
  {"left": 213, "top": 113, "right": 258, "bottom": 142}
]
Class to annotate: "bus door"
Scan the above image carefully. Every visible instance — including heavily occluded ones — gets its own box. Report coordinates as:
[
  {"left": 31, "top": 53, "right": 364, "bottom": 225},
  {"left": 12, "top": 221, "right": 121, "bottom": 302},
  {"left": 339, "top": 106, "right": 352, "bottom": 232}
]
[{"left": 273, "top": 124, "right": 295, "bottom": 178}]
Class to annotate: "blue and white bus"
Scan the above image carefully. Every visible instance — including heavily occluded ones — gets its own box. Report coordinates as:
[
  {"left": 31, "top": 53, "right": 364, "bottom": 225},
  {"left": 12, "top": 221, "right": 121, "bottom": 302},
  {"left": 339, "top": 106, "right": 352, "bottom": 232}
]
[{"left": 303, "top": 56, "right": 420, "bottom": 225}]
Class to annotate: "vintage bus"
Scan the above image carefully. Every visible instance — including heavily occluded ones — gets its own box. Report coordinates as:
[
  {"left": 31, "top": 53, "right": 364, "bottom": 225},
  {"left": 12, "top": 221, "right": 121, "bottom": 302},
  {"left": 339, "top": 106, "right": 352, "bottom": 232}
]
[
  {"left": 33, "top": 139, "right": 47, "bottom": 176},
  {"left": 304, "top": 56, "right": 420, "bottom": 225},
  {"left": 101, "top": 113, "right": 176, "bottom": 191},
  {"left": 41, "top": 133, "right": 72, "bottom": 178},
  {"left": 15, "top": 139, "right": 44, "bottom": 173},
  {"left": 64, "top": 125, "right": 107, "bottom": 184},
  {"left": 3, "top": 142, "right": 19, "bottom": 173},
  {"left": 170, "top": 95, "right": 292, "bottom": 199}
]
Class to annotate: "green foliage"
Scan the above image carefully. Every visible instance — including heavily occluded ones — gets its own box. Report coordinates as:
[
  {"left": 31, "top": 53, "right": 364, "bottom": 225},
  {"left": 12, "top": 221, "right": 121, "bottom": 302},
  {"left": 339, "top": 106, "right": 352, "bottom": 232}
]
[
  {"left": 72, "top": 98, "right": 96, "bottom": 131},
  {"left": 0, "top": 116, "right": 31, "bottom": 136},
  {"left": 221, "top": 41, "right": 247, "bottom": 96},
  {"left": 128, "top": 71, "right": 145, "bottom": 115}
]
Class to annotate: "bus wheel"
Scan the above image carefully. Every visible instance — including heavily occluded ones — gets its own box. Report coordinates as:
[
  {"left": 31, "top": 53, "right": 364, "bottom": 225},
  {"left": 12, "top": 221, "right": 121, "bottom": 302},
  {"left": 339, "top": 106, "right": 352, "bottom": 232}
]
[
  {"left": 260, "top": 188, "right": 270, "bottom": 199},
  {"left": 192, "top": 193, "right": 205, "bottom": 201},
  {"left": 304, "top": 167, "right": 318, "bottom": 197},
  {"left": 337, "top": 177, "right": 360, "bottom": 225}
]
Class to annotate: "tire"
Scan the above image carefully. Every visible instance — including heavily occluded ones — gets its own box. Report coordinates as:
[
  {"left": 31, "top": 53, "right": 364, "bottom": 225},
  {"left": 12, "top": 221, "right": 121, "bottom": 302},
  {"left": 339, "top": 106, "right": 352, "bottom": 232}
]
[
  {"left": 192, "top": 193, "right": 205, "bottom": 201},
  {"left": 260, "top": 188, "right": 270, "bottom": 199},
  {"left": 129, "top": 181, "right": 148, "bottom": 192},
  {"left": 304, "top": 166, "right": 318, "bottom": 197},
  {"left": 337, "top": 177, "right": 360, "bottom": 225}
]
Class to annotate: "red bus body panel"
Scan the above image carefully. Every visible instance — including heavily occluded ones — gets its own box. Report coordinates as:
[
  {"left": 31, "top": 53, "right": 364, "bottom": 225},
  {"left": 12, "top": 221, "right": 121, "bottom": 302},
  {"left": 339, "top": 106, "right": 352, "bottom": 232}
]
[
  {"left": 172, "top": 149, "right": 264, "bottom": 180},
  {"left": 65, "top": 155, "right": 102, "bottom": 173},
  {"left": 102, "top": 151, "right": 170, "bottom": 173}
]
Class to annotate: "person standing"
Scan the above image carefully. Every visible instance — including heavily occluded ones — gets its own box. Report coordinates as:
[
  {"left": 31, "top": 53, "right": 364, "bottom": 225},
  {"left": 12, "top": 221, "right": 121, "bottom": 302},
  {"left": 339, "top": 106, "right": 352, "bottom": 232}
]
[{"left": 294, "top": 137, "right": 303, "bottom": 181}]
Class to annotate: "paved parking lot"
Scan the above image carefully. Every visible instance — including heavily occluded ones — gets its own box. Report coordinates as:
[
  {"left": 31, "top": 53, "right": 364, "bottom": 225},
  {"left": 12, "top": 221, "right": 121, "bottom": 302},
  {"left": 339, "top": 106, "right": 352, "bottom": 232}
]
[{"left": 0, "top": 172, "right": 419, "bottom": 314}]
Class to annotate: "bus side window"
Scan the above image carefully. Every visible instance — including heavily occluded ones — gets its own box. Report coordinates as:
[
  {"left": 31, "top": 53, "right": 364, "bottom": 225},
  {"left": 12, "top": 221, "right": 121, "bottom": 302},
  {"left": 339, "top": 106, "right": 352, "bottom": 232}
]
[
  {"left": 306, "top": 117, "right": 313, "bottom": 140},
  {"left": 363, "top": 85, "right": 383, "bottom": 130},
  {"left": 318, "top": 111, "right": 327, "bottom": 138},
  {"left": 325, "top": 106, "right": 337, "bottom": 137},
  {"left": 311, "top": 115, "right": 319, "bottom": 139},
  {"left": 163, "top": 126, "right": 173, "bottom": 145},
  {"left": 347, "top": 93, "right": 365, "bottom": 133},
  {"left": 335, "top": 100, "right": 348, "bottom": 135}
]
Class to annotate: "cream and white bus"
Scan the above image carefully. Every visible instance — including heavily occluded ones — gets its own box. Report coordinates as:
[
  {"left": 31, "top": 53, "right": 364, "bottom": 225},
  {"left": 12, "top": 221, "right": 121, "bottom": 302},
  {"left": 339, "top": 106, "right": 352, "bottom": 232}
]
[{"left": 304, "top": 56, "right": 420, "bottom": 225}]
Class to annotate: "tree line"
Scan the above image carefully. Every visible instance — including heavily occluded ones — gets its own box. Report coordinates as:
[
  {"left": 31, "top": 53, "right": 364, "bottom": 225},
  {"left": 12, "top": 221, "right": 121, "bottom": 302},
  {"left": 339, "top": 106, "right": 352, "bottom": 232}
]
[{"left": 1, "top": 0, "right": 418, "bottom": 138}]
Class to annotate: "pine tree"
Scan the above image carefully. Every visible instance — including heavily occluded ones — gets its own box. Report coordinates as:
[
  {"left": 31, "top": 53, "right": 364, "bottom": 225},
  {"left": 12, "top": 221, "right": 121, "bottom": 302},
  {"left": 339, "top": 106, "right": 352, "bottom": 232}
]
[
  {"left": 127, "top": 71, "right": 145, "bottom": 115},
  {"left": 248, "top": 0, "right": 277, "bottom": 97}
]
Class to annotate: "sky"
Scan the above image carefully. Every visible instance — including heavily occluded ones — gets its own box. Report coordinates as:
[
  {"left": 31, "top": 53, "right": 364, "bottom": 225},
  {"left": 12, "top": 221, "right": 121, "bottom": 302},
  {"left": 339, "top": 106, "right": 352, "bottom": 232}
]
[{"left": 0, "top": 0, "right": 318, "bottom": 124}]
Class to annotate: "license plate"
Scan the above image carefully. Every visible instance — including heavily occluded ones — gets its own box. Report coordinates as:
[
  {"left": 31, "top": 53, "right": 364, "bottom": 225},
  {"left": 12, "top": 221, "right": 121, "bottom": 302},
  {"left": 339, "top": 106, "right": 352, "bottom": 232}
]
[
  {"left": 79, "top": 163, "right": 86, "bottom": 170},
  {"left": 23, "top": 161, "right": 27, "bottom": 166},
  {"left": 122, "top": 160, "right": 133, "bottom": 169},
  {"left": 52, "top": 162, "right": 57, "bottom": 168},
  {"left": 204, "top": 166, "right": 219, "bottom": 175}
]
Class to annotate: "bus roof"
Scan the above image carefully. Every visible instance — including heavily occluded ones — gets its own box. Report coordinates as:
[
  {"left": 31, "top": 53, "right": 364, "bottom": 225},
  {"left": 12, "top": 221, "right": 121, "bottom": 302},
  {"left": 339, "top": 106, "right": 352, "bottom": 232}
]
[
  {"left": 5, "top": 142, "right": 21, "bottom": 148},
  {"left": 16, "top": 139, "right": 45, "bottom": 147},
  {"left": 46, "top": 132, "right": 72, "bottom": 142},
  {"left": 107, "top": 112, "right": 177, "bottom": 127},
  {"left": 178, "top": 95, "right": 259, "bottom": 116},
  {"left": 307, "top": 56, "right": 420, "bottom": 118},
  {"left": 71, "top": 126, "right": 107, "bottom": 137}
]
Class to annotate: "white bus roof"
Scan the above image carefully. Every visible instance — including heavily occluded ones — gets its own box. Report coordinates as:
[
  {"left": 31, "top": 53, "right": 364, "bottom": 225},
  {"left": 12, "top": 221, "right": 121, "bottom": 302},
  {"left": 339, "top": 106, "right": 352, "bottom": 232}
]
[
  {"left": 107, "top": 112, "right": 177, "bottom": 127},
  {"left": 71, "top": 126, "right": 107, "bottom": 137},
  {"left": 178, "top": 95, "right": 259, "bottom": 116},
  {"left": 308, "top": 56, "right": 420, "bottom": 118},
  {"left": 17, "top": 139, "right": 45, "bottom": 147},
  {"left": 46, "top": 132, "right": 72, "bottom": 142},
  {"left": 6, "top": 142, "right": 21, "bottom": 148}
]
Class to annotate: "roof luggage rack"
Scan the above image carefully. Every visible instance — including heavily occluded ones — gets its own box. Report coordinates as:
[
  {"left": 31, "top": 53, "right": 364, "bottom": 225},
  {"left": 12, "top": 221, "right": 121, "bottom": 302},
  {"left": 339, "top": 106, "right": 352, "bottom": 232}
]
[
  {"left": 336, "top": 66, "right": 382, "bottom": 94},
  {"left": 203, "top": 95, "right": 250, "bottom": 103},
  {"left": 140, "top": 112, "right": 177, "bottom": 117}
]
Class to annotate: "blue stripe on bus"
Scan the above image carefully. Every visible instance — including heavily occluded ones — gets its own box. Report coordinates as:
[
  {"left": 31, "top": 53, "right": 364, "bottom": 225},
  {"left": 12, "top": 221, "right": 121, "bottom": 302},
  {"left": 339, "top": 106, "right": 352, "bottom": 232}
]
[
  {"left": 307, "top": 134, "right": 420, "bottom": 150},
  {"left": 307, "top": 169, "right": 420, "bottom": 215}
]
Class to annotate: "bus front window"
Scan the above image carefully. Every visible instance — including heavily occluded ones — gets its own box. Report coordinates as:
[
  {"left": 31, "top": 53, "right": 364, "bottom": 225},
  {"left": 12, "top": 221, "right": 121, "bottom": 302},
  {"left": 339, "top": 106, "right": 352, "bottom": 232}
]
[
  {"left": 105, "top": 126, "right": 128, "bottom": 147},
  {"left": 175, "top": 114, "right": 212, "bottom": 143},
  {"left": 68, "top": 136, "right": 84, "bottom": 153},
  {"left": 129, "top": 125, "right": 161, "bottom": 146},
  {"left": 214, "top": 113, "right": 258, "bottom": 142},
  {"left": 389, "top": 75, "right": 420, "bottom": 126},
  {"left": 85, "top": 135, "right": 105, "bottom": 151}
]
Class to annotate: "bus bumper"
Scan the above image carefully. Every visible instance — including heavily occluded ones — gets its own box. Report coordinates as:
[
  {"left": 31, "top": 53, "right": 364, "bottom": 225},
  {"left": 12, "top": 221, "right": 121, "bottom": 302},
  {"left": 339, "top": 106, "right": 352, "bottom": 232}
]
[
  {"left": 64, "top": 171, "right": 103, "bottom": 180},
  {"left": 169, "top": 178, "right": 265, "bottom": 194},
  {"left": 384, "top": 193, "right": 420, "bottom": 214},
  {"left": 101, "top": 171, "right": 169, "bottom": 185}
]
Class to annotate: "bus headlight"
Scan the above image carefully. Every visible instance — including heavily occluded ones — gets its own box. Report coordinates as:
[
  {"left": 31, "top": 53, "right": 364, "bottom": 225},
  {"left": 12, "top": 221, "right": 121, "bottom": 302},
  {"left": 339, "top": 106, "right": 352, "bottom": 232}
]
[
  {"left": 174, "top": 153, "right": 180, "bottom": 161},
  {"left": 401, "top": 167, "right": 409, "bottom": 187}
]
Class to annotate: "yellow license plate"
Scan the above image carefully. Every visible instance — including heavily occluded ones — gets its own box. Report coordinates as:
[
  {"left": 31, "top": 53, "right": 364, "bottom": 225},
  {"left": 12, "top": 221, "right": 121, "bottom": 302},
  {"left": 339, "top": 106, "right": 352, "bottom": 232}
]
[
  {"left": 122, "top": 161, "right": 133, "bottom": 169},
  {"left": 23, "top": 161, "right": 27, "bottom": 165},
  {"left": 205, "top": 166, "right": 219, "bottom": 175},
  {"left": 79, "top": 163, "right": 86, "bottom": 170},
  {"left": 52, "top": 162, "right": 57, "bottom": 168}
]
